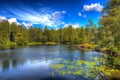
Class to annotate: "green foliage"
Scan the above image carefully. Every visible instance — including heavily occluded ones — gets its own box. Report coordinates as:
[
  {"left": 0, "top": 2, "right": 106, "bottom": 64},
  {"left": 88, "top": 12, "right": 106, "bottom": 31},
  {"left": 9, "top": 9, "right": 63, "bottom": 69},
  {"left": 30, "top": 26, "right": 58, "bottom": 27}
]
[
  {"left": 98, "top": 0, "right": 120, "bottom": 54},
  {"left": 79, "top": 27, "right": 88, "bottom": 44},
  {"left": 0, "top": 20, "right": 10, "bottom": 46},
  {"left": 28, "top": 27, "right": 43, "bottom": 42},
  {"left": 106, "top": 56, "right": 120, "bottom": 69},
  {"left": 43, "top": 26, "right": 49, "bottom": 42},
  {"left": 15, "top": 33, "right": 28, "bottom": 45}
]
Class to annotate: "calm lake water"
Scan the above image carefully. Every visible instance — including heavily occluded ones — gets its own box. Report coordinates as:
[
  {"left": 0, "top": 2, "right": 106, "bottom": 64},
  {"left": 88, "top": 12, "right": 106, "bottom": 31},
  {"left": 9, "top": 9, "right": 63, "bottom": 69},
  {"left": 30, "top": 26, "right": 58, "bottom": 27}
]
[{"left": 0, "top": 45, "right": 104, "bottom": 80}]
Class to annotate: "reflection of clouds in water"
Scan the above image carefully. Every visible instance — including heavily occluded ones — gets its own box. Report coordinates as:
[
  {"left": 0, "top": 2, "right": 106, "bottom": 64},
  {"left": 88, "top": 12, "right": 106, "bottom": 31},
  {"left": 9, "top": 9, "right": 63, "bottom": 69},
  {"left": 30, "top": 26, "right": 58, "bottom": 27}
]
[
  {"left": 25, "top": 59, "right": 51, "bottom": 69},
  {"left": 0, "top": 58, "right": 52, "bottom": 74}
]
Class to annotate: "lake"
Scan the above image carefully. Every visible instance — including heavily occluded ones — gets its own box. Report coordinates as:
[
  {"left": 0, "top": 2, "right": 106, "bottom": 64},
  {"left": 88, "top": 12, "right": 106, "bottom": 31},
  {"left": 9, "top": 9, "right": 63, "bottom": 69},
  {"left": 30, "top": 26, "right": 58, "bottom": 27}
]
[{"left": 0, "top": 45, "right": 105, "bottom": 80}]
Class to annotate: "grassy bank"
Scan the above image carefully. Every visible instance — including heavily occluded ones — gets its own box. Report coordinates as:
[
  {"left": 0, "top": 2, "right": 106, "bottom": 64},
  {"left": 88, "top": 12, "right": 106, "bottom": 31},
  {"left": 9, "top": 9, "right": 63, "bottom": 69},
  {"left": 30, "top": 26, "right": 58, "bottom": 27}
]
[
  {"left": 95, "top": 47, "right": 120, "bottom": 56},
  {"left": 0, "top": 41, "right": 60, "bottom": 50},
  {"left": 77, "top": 43, "right": 97, "bottom": 51},
  {"left": 28, "top": 42, "right": 60, "bottom": 46},
  {"left": 77, "top": 43, "right": 120, "bottom": 56}
]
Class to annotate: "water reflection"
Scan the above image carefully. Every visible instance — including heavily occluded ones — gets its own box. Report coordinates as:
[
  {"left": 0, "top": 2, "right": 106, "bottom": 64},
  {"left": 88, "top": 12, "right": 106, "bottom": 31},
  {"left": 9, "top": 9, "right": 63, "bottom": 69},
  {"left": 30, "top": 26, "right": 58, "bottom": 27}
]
[
  {"left": 12, "top": 59, "right": 17, "bottom": 68},
  {"left": 1, "top": 59, "right": 25, "bottom": 72},
  {"left": 0, "top": 45, "right": 104, "bottom": 80},
  {"left": 2, "top": 60, "right": 10, "bottom": 72}
]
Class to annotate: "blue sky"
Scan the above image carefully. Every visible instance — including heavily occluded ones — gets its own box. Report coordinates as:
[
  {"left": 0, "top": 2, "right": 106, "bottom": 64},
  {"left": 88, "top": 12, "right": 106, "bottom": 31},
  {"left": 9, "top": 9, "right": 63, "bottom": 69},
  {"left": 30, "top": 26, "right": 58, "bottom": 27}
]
[{"left": 0, "top": 0, "right": 108, "bottom": 29}]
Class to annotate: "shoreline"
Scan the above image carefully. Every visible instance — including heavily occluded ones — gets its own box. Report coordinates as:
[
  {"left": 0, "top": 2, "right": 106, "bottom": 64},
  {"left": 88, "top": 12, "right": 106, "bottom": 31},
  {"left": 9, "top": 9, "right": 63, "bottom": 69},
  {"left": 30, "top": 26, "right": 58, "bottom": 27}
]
[
  {"left": 76, "top": 44, "right": 120, "bottom": 56},
  {"left": 0, "top": 43, "right": 120, "bottom": 56},
  {"left": 0, "top": 42, "right": 60, "bottom": 50}
]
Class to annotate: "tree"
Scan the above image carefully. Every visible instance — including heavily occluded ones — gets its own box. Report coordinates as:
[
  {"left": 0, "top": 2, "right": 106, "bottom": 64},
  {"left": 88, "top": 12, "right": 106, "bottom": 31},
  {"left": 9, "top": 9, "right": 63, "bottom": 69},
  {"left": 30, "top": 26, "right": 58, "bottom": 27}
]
[
  {"left": 15, "top": 25, "right": 29, "bottom": 45},
  {"left": 86, "top": 19, "right": 97, "bottom": 44},
  {"left": 43, "top": 26, "right": 49, "bottom": 42},
  {"left": 99, "top": 0, "right": 120, "bottom": 52},
  {"left": 79, "top": 27, "right": 87, "bottom": 44},
  {"left": 28, "top": 27, "right": 43, "bottom": 42},
  {"left": 58, "top": 28, "right": 64, "bottom": 43},
  {"left": 0, "top": 20, "right": 10, "bottom": 46},
  {"left": 9, "top": 23, "right": 17, "bottom": 42},
  {"left": 68, "top": 25, "right": 75, "bottom": 44}
]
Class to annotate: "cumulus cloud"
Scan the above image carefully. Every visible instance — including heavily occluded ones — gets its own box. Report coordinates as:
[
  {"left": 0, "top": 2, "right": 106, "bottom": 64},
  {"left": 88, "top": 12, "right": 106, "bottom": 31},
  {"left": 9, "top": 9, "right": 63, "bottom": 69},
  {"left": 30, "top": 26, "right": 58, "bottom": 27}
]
[
  {"left": 0, "top": 16, "right": 33, "bottom": 29},
  {"left": 8, "top": 18, "right": 19, "bottom": 24},
  {"left": 0, "top": 16, "right": 7, "bottom": 21},
  {"left": 0, "top": 16, "right": 20, "bottom": 25},
  {"left": 83, "top": 3, "right": 103, "bottom": 12}
]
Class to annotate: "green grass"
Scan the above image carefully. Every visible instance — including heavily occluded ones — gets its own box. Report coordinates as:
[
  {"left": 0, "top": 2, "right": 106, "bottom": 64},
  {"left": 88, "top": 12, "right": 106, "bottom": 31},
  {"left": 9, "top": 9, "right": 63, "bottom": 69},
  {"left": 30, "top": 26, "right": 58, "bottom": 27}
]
[{"left": 28, "top": 42, "right": 60, "bottom": 46}]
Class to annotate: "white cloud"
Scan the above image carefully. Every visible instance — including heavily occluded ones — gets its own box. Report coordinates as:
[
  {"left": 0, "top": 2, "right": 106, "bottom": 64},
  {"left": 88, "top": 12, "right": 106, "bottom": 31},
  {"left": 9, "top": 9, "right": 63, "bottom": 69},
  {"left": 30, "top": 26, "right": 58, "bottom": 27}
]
[
  {"left": 7, "top": 8, "right": 66, "bottom": 27},
  {"left": 3, "top": 4, "right": 67, "bottom": 28},
  {"left": 0, "top": 16, "right": 7, "bottom": 21},
  {"left": 72, "top": 23, "right": 81, "bottom": 28},
  {"left": 83, "top": 3, "right": 103, "bottom": 12},
  {"left": 0, "top": 16, "right": 20, "bottom": 25},
  {"left": 22, "top": 22, "right": 32, "bottom": 28},
  {"left": 8, "top": 18, "right": 19, "bottom": 24},
  {"left": 51, "top": 11, "right": 66, "bottom": 20},
  {"left": 64, "top": 23, "right": 81, "bottom": 28},
  {"left": 52, "top": 11, "right": 61, "bottom": 20},
  {"left": 0, "top": 16, "right": 32, "bottom": 28}
]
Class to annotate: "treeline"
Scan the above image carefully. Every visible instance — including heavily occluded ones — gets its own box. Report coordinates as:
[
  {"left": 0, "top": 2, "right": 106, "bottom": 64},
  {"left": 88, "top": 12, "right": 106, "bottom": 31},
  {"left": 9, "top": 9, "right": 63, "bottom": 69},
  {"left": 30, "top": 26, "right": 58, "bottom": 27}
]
[{"left": 0, "top": 19, "right": 97, "bottom": 46}]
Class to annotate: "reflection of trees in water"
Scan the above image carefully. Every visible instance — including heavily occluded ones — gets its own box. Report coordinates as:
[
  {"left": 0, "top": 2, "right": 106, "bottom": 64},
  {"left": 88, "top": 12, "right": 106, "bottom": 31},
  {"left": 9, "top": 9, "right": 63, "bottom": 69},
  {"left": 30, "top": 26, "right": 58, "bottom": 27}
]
[
  {"left": 80, "top": 50, "right": 85, "bottom": 60},
  {"left": 2, "top": 60, "right": 9, "bottom": 72},
  {"left": 68, "top": 50, "right": 75, "bottom": 61},
  {"left": 12, "top": 59, "right": 18, "bottom": 68},
  {"left": 1, "top": 59, "right": 26, "bottom": 72},
  {"left": 68, "top": 46, "right": 81, "bottom": 61}
]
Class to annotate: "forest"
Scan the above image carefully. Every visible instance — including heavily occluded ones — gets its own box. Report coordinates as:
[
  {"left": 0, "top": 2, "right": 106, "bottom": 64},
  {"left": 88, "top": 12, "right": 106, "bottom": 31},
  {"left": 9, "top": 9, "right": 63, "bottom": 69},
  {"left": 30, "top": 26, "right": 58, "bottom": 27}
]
[{"left": 0, "top": 0, "right": 120, "bottom": 55}]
